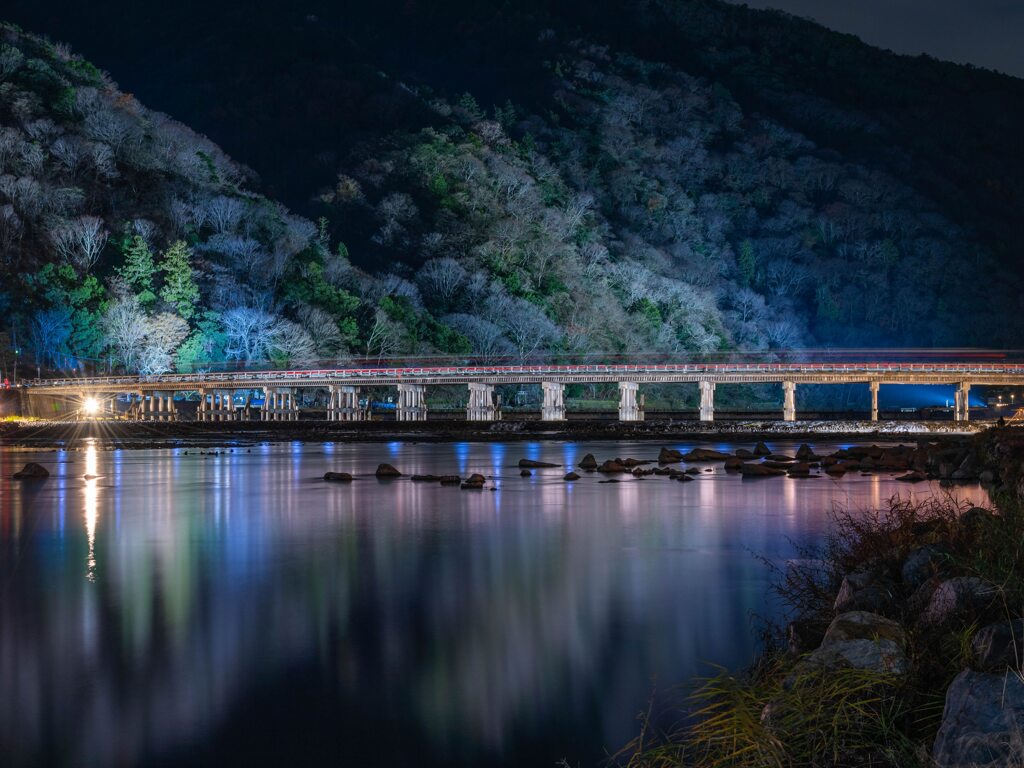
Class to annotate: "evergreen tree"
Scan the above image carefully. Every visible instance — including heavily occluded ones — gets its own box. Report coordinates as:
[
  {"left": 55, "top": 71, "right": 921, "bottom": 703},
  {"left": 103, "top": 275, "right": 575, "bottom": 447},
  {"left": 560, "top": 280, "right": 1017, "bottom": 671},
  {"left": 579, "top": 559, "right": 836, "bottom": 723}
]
[
  {"left": 117, "top": 235, "right": 157, "bottom": 306},
  {"left": 158, "top": 241, "right": 200, "bottom": 321}
]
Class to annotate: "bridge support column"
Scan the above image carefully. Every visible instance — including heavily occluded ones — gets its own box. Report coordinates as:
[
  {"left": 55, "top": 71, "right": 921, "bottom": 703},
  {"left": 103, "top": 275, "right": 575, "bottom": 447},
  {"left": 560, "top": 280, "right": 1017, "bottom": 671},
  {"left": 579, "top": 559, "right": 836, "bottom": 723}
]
[
  {"left": 870, "top": 381, "right": 880, "bottom": 422},
  {"left": 541, "top": 382, "right": 565, "bottom": 421},
  {"left": 955, "top": 383, "right": 971, "bottom": 422},
  {"left": 467, "top": 383, "right": 499, "bottom": 421},
  {"left": 783, "top": 381, "right": 796, "bottom": 422},
  {"left": 699, "top": 380, "right": 715, "bottom": 422},
  {"left": 396, "top": 384, "right": 427, "bottom": 421},
  {"left": 338, "top": 386, "right": 362, "bottom": 421},
  {"left": 617, "top": 382, "right": 643, "bottom": 421}
]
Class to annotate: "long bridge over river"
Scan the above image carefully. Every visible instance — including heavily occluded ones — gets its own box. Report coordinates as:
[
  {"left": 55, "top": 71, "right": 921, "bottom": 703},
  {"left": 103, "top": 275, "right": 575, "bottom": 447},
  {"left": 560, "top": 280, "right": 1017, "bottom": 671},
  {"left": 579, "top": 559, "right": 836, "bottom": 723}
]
[{"left": 19, "top": 358, "right": 1024, "bottom": 423}]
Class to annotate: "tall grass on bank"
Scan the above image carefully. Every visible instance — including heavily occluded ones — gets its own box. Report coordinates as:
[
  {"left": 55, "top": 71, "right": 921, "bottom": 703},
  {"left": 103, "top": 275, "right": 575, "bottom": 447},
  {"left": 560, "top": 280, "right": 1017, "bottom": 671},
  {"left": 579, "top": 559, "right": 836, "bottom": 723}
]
[{"left": 617, "top": 491, "right": 1024, "bottom": 768}]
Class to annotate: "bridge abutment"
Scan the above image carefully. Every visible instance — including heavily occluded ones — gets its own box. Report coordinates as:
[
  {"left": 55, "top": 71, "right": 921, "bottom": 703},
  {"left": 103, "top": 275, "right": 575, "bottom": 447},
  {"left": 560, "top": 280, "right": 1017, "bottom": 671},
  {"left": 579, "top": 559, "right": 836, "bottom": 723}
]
[
  {"left": 328, "top": 385, "right": 363, "bottom": 421},
  {"left": 870, "top": 381, "right": 880, "bottom": 422},
  {"left": 955, "top": 383, "right": 971, "bottom": 422},
  {"left": 699, "top": 380, "right": 715, "bottom": 422},
  {"left": 396, "top": 384, "right": 427, "bottom": 421},
  {"left": 541, "top": 382, "right": 565, "bottom": 421},
  {"left": 783, "top": 381, "right": 796, "bottom": 422},
  {"left": 467, "top": 383, "right": 500, "bottom": 421}
]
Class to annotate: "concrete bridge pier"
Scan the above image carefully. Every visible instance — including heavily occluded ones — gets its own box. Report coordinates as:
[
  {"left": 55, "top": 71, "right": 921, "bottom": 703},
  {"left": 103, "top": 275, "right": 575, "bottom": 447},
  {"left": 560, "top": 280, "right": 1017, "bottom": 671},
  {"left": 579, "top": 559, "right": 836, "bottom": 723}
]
[
  {"left": 396, "top": 383, "right": 427, "bottom": 421},
  {"left": 955, "top": 382, "right": 971, "bottom": 422},
  {"left": 618, "top": 382, "right": 644, "bottom": 421},
  {"left": 783, "top": 381, "right": 797, "bottom": 422},
  {"left": 541, "top": 382, "right": 565, "bottom": 421},
  {"left": 870, "top": 381, "right": 880, "bottom": 422},
  {"left": 699, "top": 380, "right": 715, "bottom": 422},
  {"left": 467, "top": 383, "right": 500, "bottom": 421}
]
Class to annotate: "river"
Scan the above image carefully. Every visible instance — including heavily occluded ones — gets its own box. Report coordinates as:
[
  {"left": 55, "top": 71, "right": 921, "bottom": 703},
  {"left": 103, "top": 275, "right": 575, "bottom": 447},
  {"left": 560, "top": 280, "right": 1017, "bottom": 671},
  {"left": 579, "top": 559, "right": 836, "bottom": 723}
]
[{"left": 0, "top": 439, "right": 988, "bottom": 767}]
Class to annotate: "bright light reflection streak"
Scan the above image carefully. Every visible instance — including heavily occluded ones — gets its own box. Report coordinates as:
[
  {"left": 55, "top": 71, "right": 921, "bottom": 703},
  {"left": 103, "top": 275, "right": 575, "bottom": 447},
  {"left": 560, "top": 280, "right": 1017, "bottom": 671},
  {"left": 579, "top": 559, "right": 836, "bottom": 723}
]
[{"left": 84, "top": 441, "right": 98, "bottom": 582}]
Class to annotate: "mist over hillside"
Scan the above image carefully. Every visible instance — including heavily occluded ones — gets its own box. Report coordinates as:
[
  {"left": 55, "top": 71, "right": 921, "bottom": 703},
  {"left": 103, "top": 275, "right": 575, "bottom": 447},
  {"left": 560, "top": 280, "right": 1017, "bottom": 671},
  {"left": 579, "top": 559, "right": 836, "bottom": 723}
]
[{"left": 2, "top": 1, "right": 1022, "bottom": 377}]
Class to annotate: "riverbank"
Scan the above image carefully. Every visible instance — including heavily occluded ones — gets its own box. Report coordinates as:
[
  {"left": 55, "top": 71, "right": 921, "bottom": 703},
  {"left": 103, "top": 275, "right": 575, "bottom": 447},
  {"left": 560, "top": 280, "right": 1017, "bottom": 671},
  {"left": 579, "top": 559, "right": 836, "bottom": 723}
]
[
  {"left": 0, "top": 417, "right": 986, "bottom": 449},
  {"left": 622, "top": 427, "right": 1024, "bottom": 768}
]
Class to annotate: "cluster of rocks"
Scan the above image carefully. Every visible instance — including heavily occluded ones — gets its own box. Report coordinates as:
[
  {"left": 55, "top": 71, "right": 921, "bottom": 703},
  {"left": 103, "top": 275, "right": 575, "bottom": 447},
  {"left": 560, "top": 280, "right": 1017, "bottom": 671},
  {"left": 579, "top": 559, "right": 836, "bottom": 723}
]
[
  {"left": 324, "top": 463, "right": 489, "bottom": 490},
  {"left": 780, "top": 503, "right": 1023, "bottom": 767}
]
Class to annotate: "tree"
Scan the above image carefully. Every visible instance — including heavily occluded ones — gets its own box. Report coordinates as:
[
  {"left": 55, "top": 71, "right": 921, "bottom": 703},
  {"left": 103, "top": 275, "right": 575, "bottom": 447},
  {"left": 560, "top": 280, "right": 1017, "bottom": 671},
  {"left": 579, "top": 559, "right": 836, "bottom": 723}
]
[
  {"left": 444, "top": 313, "right": 513, "bottom": 361},
  {"left": 269, "top": 320, "right": 317, "bottom": 367},
  {"left": 417, "top": 257, "right": 467, "bottom": 307},
  {"left": 117, "top": 234, "right": 157, "bottom": 305},
  {"left": 29, "top": 308, "right": 72, "bottom": 370},
  {"left": 101, "top": 297, "right": 147, "bottom": 372},
  {"left": 48, "top": 216, "right": 108, "bottom": 271},
  {"left": 222, "top": 307, "right": 279, "bottom": 362},
  {"left": 159, "top": 241, "right": 200, "bottom": 320}
]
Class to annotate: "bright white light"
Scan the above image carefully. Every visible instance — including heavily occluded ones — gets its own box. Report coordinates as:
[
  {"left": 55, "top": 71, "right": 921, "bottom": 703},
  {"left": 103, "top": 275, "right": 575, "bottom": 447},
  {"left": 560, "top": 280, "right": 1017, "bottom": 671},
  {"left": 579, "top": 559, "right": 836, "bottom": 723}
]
[{"left": 83, "top": 397, "right": 100, "bottom": 416}]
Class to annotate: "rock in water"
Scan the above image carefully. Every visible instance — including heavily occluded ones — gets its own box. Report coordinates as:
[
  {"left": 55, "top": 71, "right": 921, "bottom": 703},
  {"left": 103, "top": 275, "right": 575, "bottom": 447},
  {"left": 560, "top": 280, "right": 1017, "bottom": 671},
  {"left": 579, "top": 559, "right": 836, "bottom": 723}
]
[
  {"left": 323, "top": 472, "right": 353, "bottom": 482},
  {"left": 461, "top": 473, "right": 486, "bottom": 489},
  {"left": 682, "top": 448, "right": 731, "bottom": 461},
  {"left": 738, "top": 463, "right": 786, "bottom": 477},
  {"left": 563, "top": 472, "right": 580, "bottom": 481},
  {"left": 578, "top": 453, "right": 599, "bottom": 470},
  {"left": 753, "top": 441, "right": 771, "bottom": 456},
  {"left": 735, "top": 448, "right": 756, "bottom": 459},
  {"left": 13, "top": 463, "right": 49, "bottom": 479},
  {"left": 518, "top": 459, "right": 559, "bottom": 468},
  {"left": 411, "top": 474, "right": 441, "bottom": 482},
  {"left": 597, "top": 459, "right": 628, "bottom": 473},
  {"left": 795, "top": 443, "right": 818, "bottom": 460},
  {"left": 658, "top": 447, "right": 684, "bottom": 464},
  {"left": 520, "top": 469, "right": 532, "bottom": 477},
  {"left": 932, "top": 670, "right": 1024, "bottom": 768},
  {"left": 438, "top": 475, "right": 461, "bottom": 485},
  {"left": 375, "top": 463, "right": 402, "bottom": 478}
]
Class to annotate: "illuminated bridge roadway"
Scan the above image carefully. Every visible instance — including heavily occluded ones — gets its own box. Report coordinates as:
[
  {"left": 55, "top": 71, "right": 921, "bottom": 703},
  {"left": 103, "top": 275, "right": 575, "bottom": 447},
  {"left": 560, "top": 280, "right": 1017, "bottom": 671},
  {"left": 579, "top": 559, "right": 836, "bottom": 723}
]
[{"left": 23, "top": 359, "right": 1024, "bottom": 423}]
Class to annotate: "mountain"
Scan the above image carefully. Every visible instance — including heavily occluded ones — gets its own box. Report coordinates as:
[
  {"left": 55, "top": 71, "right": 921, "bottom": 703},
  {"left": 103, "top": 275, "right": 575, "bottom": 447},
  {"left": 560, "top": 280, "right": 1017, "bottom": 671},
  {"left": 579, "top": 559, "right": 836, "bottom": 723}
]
[{"left": 2, "top": 1, "right": 1022, "bottom": 378}]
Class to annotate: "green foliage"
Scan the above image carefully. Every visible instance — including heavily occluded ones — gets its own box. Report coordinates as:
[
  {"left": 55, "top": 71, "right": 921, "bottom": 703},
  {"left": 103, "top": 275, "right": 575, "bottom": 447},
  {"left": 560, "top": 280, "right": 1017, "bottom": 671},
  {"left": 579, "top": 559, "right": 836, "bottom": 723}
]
[
  {"left": 632, "top": 298, "right": 663, "bottom": 329},
  {"left": 158, "top": 241, "right": 200, "bottom": 320},
  {"left": 175, "top": 311, "right": 225, "bottom": 372},
  {"left": 738, "top": 240, "right": 757, "bottom": 286},
  {"left": 195, "top": 150, "right": 219, "bottom": 183},
  {"left": 117, "top": 235, "right": 158, "bottom": 306},
  {"left": 283, "top": 260, "right": 360, "bottom": 317},
  {"left": 816, "top": 285, "right": 840, "bottom": 322}
]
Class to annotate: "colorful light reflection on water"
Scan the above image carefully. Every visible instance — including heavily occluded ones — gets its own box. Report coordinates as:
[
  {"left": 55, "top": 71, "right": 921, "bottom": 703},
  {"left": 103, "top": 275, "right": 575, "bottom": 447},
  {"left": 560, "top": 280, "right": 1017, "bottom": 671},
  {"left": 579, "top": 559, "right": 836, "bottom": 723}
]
[{"left": 0, "top": 439, "right": 989, "bottom": 767}]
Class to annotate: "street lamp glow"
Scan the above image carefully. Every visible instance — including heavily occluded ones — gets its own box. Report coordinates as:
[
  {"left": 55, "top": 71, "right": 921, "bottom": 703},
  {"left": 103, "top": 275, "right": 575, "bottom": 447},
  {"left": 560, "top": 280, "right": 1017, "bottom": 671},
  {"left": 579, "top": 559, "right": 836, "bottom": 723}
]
[{"left": 82, "top": 397, "right": 100, "bottom": 416}]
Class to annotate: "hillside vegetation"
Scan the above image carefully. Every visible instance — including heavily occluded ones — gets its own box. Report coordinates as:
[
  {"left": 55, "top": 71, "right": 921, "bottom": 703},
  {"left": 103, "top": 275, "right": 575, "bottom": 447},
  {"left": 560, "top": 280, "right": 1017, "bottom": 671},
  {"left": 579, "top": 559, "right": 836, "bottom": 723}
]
[{"left": 1, "top": 2, "right": 1022, "bottom": 377}]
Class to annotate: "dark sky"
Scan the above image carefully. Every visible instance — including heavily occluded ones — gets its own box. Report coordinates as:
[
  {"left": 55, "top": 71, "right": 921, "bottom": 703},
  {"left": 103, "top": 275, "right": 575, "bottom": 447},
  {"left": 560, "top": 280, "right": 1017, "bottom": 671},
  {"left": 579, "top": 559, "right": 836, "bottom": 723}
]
[{"left": 727, "top": 0, "right": 1024, "bottom": 78}]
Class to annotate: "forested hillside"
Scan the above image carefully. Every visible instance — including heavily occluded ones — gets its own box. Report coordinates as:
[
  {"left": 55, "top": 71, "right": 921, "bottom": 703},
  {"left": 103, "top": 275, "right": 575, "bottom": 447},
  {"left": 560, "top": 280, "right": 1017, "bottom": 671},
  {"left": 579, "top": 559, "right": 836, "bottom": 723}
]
[{"left": 1, "top": 0, "right": 1022, "bottom": 377}]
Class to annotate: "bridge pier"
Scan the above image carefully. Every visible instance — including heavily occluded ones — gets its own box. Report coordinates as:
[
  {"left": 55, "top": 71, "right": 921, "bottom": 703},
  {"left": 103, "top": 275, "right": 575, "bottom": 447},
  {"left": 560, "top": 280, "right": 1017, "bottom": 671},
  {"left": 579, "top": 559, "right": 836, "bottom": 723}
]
[
  {"left": 396, "top": 383, "right": 427, "bottom": 421},
  {"left": 783, "top": 381, "right": 797, "bottom": 422},
  {"left": 955, "top": 382, "right": 971, "bottom": 422},
  {"left": 618, "top": 382, "right": 644, "bottom": 421},
  {"left": 699, "top": 380, "right": 715, "bottom": 422},
  {"left": 541, "top": 382, "right": 565, "bottom": 421},
  {"left": 870, "top": 381, "right": 880, "bottom": 422},
  {"left": 328, "top": 385, "right": 363, "bottom": 421},
  {"left": 467, "top": 383, "right": 500, "bottom": 421}
]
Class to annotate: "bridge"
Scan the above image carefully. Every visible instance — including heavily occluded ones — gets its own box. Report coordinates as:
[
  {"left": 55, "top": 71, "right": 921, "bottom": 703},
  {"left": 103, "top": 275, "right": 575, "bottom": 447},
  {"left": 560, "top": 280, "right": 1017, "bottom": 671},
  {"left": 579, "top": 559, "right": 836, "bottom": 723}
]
[{"left": 19, "top": 359, "right": 1024, "bottom": 423}]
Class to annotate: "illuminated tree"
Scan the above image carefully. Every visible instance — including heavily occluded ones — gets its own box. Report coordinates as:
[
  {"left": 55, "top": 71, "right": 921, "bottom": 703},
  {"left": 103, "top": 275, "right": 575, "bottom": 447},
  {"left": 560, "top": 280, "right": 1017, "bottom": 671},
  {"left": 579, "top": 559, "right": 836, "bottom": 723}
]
[{"left": 158, "top": 241, "right": 200, "bottom": 320}]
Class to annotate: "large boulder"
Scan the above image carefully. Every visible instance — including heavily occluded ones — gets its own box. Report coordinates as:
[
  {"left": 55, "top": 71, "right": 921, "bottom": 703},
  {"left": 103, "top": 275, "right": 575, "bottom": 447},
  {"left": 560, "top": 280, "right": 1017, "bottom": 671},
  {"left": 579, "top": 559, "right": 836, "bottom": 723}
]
[
  {"left": 795, "top": 443, "right": 820, "bottom": 461},
  {"left": 578, "top": 453, "right": 599, "bottom": 470},
  {"left": 922, "top": 578, "right": 996, "bottom": 625},
  {"left": 834, "top": 571, "right": 896, "bottom": 615},
  {"left": 932, "top": 670, "right": 1024, "bottom": 768},
  {"left": 901, "top": 544, "right": 951, "bottom": 590},
  {"left": 597, "top": 459, "right": 628, "bottom": 473},
  {"left": 563, "top": 472, "right": 581, "bottom": 481},
  {"left": 735, "top": 448, "right": 756, "bottom": 460},
  {"left": 461, "top": 473, "right": 486, "bottom": 489},
  {"left": 323, "top": 471, "right": 353, "bottom": 482},
  {"left": 13, "top": 463, "right": 49, "bottom": 479},
  {"left": 723, "top": 456, "right": 745, "bottom": 470},
  {"left": 971, "top": 619, "right": 1024, "bottom": 672},
  {"left": 753, "top": 441, "right": 771, "bottom": 456},
  {"left": 822, "top": 611, "right": 907, "bottom": 649},
  {"left": 788, "top": 613, "right": 910, "bottom": 684},
  {"left": 375, "top": 463, "right": 402, "bottom": 478}
]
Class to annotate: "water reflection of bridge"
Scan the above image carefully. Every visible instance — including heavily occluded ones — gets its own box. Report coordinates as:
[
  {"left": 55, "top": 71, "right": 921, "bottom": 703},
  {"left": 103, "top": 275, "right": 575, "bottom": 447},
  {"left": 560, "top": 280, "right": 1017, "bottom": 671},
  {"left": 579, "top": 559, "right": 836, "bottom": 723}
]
[{"left": 25, "top": 361, "right": 1024, "bottom": 422}]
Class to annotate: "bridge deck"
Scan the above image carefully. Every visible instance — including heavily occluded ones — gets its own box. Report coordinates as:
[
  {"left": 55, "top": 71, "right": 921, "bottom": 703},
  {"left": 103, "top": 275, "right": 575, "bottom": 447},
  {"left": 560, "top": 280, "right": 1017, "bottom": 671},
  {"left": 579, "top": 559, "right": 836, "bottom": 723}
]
[{"left": 23, "top": 362, "right": 1024, "bottom": 394}]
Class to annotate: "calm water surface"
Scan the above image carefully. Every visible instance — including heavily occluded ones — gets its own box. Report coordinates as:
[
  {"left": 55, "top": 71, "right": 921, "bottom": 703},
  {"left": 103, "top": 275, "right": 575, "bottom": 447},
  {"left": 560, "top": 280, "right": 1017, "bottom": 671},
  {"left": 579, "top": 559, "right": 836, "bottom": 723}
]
[{"left": 0, "top": 439, "right": 988, "bottom": 767}]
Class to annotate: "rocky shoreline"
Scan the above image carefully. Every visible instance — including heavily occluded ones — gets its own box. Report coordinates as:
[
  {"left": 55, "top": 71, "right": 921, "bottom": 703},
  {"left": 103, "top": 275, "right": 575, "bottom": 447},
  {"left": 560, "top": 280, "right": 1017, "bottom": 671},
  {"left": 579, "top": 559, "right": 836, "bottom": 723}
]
[
  {"left": 0, "top": 417, "right": 984, "bottom": 450},
  {"left": 628, "top": 427, "right": 1024, "bottom": 768}
]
